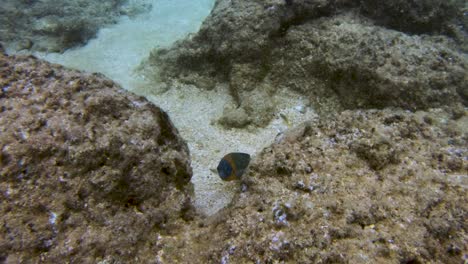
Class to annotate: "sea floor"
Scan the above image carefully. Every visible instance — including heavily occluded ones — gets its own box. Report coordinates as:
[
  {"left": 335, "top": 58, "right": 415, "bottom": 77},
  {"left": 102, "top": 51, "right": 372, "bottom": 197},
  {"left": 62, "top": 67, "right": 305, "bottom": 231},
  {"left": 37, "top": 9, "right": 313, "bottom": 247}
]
[{"left": 26, "top": 0, "right": 316, "bottom": 215}]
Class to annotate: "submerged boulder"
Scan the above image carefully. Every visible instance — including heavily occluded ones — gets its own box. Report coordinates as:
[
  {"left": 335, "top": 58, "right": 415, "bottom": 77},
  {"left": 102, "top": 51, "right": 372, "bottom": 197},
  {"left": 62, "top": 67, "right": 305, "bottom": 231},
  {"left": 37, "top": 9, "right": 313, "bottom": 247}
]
[
  {"left": 143, "top": 0, "right": 467, "bottom": 127},
  {"left": 0, "top": 0, "right": 152, "bottom": 52},
  {"left": 0, "top": 52, "right": 192, "bottom": 262},
  {"left": 158, "top": 108, "right": 468, "bottom": 263},
  {"left": 268, "top": 14, "right": 467, "bottom": 111}
]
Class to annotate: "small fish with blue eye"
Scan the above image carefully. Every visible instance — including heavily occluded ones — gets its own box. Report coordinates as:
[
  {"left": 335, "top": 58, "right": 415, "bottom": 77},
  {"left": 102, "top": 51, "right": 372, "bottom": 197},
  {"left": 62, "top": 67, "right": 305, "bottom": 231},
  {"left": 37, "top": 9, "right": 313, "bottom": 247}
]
[{"left": 217, "top": 152, "right": 251, "bottom": 181}]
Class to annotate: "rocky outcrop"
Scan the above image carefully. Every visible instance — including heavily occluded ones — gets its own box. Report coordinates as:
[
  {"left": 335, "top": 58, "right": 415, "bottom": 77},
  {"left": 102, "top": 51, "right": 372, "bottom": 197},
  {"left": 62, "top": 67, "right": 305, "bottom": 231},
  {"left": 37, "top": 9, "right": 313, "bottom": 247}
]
[
  {"left": 0, "top": 52, "right": 193, "bottom": 262},
  {"left": 268, "top": 14, "right": 467, "bottom": 110},
  {"left": 0, "top": 0, "right": 152, "bottom": 52},
  {"left": 143, "top": 0, "right": 467, "bottom": 128},
  {"left": 158, "top": 108, "right": 468, "bottom": 263},
  {"left": 1, "top": 48, "right": 466, "bottom": 263}
]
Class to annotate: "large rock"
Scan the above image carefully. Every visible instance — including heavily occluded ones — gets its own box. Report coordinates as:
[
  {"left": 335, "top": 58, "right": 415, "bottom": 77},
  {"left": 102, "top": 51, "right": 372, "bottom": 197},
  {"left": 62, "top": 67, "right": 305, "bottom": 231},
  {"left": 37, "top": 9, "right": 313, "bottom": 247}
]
[
  {"left": 1, "top": 49, "right": 466, "bottom": 263},
  {"left": 156, "top": 108, "right": 468, "bottom": 263},
  {"left": 0, "top": 51, "right": 193, "bottom": 262},
  {"left": 0, "top": 0, "right": 152, "bottom": 52},
  {"left": 268, "top": 14, "right": 467, "bottom": 110},
  {"left": 143, "top": 0, "right": 467, "bottom": 127}
]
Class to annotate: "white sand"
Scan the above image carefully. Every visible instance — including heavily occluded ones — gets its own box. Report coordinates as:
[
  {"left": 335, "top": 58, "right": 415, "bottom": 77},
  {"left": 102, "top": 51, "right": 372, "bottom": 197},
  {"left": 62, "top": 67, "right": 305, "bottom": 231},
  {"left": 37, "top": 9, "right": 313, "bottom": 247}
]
[
  {"left": 29, "top": 0, "right": 317, "bottom": 215},
  {"left": 141, "top": 84, "right": 317, "bottom": 215}
]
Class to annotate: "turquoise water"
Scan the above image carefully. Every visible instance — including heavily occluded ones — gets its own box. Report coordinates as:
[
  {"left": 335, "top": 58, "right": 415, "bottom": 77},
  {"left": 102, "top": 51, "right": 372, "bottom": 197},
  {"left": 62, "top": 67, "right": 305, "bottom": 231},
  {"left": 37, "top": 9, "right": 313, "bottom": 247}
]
[{"left": 33, "top": 0, "right": 215, "bottom": 89}]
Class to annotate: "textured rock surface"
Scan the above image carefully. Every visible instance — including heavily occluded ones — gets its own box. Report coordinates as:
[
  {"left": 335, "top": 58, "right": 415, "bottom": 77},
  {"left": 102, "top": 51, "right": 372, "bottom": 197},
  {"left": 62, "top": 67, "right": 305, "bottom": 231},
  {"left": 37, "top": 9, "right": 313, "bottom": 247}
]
[
  {"left": 0, "top": 51, "right": 193, "bottom": 262},
  {"left": 1, "top": 48, "right": 467, "bottom": 263},
  {"left": 268, "top": 14, "right": 467, "bottom": 111},
  {"left": 360, "top": 0, "right": 464, "bottom": 35},
  {"left": 144, "top": 0, "right": 468, "bottom": 127},
  {"left": 0, "top": 0, "right": 152, "bottom": 52},
  {"left": 156, "top": 108, "right": 468, "bottom": 263}
]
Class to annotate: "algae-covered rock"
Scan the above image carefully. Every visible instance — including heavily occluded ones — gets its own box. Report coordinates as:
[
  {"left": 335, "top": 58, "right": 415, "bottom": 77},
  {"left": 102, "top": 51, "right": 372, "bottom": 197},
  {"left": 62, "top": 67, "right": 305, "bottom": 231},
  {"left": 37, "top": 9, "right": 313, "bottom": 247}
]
[
  {"left": 159, "top": 108, "right": 467, "bottom": 263},
  {"left": 144, "top": 0, "right": 468, "bottom": 127},
  {"left": 219, "top": 105, "right": 251, "bottom": 128},
  {"left": 0, "top": 52, "right": 192, "bottom": 262},
  {"left": 0, "top": 0, "right": 152, "bottom": 52},
  {"left": 360, "top": 0, "right": 464, "bottom": 34},
  {"left": 218, "top": 88, "right": 276, "bottom": 128},
  {"left": 269, "top": 14, "right": 468, "bottom": 111}
]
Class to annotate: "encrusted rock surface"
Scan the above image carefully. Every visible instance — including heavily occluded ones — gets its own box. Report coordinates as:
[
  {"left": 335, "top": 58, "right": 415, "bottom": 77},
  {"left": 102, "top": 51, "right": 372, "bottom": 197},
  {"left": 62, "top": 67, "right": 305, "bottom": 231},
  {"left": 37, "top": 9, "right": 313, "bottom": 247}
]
[
  {"left": 360, "top": 0, "right": 464, "bottom": 35},
  {"left": 268, "top": 14, "right": 467, "bottom": 111},
  {"left": 144, "top": 0, "right": 467, "bottom": 127},
  {"left": 158, "top": 108, "right": 468, "bottom": 263},
  {"left": 0, "top": 51, "right": 193, "bottom": 262},
  {"left": 0, "top": 0, "right": 152, "bottom": 52}
]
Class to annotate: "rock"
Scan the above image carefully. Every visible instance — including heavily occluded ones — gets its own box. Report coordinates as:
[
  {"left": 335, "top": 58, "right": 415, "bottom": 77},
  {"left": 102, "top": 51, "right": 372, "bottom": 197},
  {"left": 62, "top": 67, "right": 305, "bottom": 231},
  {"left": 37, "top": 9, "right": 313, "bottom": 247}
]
[
  {"left": 218, "top": 104, "right": 251, "bottom": 128},
  {"left": 0, "top": 0, "right": 152, "bottom": 52},
  {"left": 218, "top": 87, "right": 276, "bottom": 128},
  {"left": 166, "top": 108, "right": 467, "bottom": 263},
  {"left": 143, "top": 0, "right": 467, "bottom": 127},
  {"left": 0, "top": 52, "right": 193, "bottom": 262},
  {"left": 272, "top": 14, "right": 467, "bottom": 111},
  {"left": 360, "top": 0, "right": 464, "bottom": 35}
]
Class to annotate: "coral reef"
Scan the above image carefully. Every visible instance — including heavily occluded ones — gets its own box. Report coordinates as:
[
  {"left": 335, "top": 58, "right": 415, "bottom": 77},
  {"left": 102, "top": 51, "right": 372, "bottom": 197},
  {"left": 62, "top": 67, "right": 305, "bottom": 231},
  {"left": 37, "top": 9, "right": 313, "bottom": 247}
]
[
  {"left": 143, "top": 0, "right": 467, "bottom": 128},
  {"left": 0, "top": 51, "right": 193, "bottom": 262},
  {"left": 0, "top": 0, "right": 152, "bottom": 52}
]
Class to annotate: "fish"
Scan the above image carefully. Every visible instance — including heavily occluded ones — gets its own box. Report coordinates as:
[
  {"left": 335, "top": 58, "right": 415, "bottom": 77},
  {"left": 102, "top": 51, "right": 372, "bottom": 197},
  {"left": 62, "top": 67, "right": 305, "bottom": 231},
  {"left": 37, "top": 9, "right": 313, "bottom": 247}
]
[{"left": 217, "top": 152, "right": 251, "bottom": 181}]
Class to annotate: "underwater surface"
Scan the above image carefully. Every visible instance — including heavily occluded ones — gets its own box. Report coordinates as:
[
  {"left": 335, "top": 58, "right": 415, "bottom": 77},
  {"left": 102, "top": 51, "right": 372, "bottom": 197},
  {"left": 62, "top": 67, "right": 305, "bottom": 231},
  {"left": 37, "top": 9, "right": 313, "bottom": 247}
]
[{"left": 0, "top": 0, "right": 467, "bottom": 262}]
